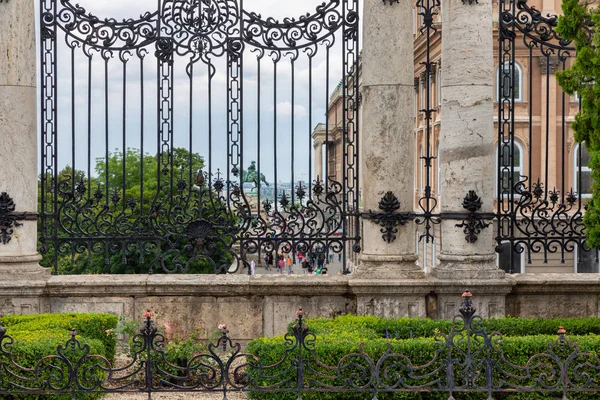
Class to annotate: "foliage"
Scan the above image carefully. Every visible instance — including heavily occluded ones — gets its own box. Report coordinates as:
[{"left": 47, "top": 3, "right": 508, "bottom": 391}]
[
  {"left": 2, "top": 313, "right": 118, "bottom": 362},
  {"left": 116, "top": 311, "right": 208, "bottom": 368},
  {"left": 1, "top": 313, "right": 117, "bottom": 400},
  {"left": 556, "top": 0, "right": 600, "bottom": 246},
  {"left": 247, "top": 315, "right": 600, "bottom": 399},
  {"left": 38, "top": 148, "right": 235, "bottom": 274},
  {"left": 299, "top": 314, "right": 600, "bottom": 339}
]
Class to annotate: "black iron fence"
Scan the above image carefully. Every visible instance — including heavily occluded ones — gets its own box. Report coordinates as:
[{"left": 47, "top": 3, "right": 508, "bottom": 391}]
[{"left": 1, "top": 291, "right": 600, "bottom": 399}]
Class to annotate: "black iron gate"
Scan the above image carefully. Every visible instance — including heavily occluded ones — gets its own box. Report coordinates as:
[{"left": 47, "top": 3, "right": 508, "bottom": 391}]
[
  {"left": 39, "top": 0, "right": 361, "bottom": 274},
  {"left": 497, "top": 0, "right": 594, "bottom": 272}
]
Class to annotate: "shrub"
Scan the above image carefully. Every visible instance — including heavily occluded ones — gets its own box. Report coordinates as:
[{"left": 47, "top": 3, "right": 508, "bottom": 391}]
[
  {"left": 302, "top": 315, "right": 600, "bottom": 340},
  {"left": 249, "top": 315, "right": 600, "bottom": 400},
  {"left": 0, "top": 313, "right": 118, "bottom": 400},
  {"left": 2, "top": 313, "right": 118, "bottom": 361}
]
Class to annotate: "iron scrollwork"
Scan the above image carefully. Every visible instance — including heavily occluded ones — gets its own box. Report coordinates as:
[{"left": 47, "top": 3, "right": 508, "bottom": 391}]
[
  {"left": 0, "top": 192, "right": 37, "bottom": 245},
  {"left": 455, "top": 190, "right": 491, "bottom": 243},
  {"left": 364, "top": 191, "right": 412, "bottom": 244},
  {"left": 2, "top": 291, "right": 600, "bottom": 397}
]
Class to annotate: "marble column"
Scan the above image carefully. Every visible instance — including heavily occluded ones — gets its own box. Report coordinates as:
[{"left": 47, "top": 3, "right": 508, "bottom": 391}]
[
  {"left": 433, "top": 0, "right": 504, "bottom": 279},
  {"left": 0, "top": 0, "right": 48, "bottom": 278},
  {"left": 356, "top": 0, "right": 422, "bottom": 279}
]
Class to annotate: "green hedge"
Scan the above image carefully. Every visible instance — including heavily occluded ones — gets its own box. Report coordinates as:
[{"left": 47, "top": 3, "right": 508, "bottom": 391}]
[
  {"left": 0, "top": 313, "right": 118, "bottom": 400},
  {"left": 248, "top": 315, "right": 600, "bottom": 400},
  {"left": 2, "top": 312, "right": 118, "bottom": 361},
  {"left": 301, "top": 314, "right": 600, "bottom": 339},
  {"left": 248, "top": 334, "right": 600, "bottom": 400}
]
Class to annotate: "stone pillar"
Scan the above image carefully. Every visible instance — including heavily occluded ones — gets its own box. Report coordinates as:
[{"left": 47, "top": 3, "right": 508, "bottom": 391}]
[
  {"left": 356, "top": 0, "right": 422, "bottom": 279},
  {"left": 314, "top": 140, "right": 323, "bottom": 182},
  {"left": 433, "top": 0, "right": 504, "bottom": 279},
  {"left": 0, "top": 0, "right": 48, "bottom": 279}
]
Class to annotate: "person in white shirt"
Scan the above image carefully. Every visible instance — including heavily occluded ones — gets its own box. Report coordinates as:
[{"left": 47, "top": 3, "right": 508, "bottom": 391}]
[{"left": 250, "top": 260, "right": 256, "bottom": 275}]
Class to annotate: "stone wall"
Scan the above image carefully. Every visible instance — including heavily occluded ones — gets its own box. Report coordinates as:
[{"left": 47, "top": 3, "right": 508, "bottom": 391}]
[{"left": 2, "top": 274, "right": 596, "bottom": 341}]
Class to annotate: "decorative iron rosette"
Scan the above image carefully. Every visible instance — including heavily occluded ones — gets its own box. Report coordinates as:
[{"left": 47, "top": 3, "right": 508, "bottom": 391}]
[{"left": 364, "top": 191, "right": 412, "bottom": 244}]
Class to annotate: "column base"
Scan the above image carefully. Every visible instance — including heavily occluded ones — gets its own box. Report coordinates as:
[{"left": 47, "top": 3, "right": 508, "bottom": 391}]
[
  {"left": 0, "top": 253, "right": 50, "bottom": 280},
  {"left": 431, "top": 253, "right": 505, "bottom": 280},
  {"left": 355, "top": 254, "right": 425, "bottom": 279}
]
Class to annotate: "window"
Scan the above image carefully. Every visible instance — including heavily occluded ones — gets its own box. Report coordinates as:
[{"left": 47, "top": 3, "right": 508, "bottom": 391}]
[
  {"left": 496, "top": 140, "right": 524, "bottom": 196},
  {"left": 497, "top": 241, "right": 524, "bottom": 273},
  {"left": 436, "top": 68, "right": 441, "bottom": 107},
  {"left": 574, "top": 143, "right": 592, "bottom": 198},
  {"left": 575, "top": 246, "right": 599, "bottom": 273},
  {"left": 437, "top": 146, "right": 441, "bottom": 195},
  {"left": 497, "top": 61, "right": 523, "bottom": 102},
  {"left": 420, "top": 78, "right": 425, "bottom": 110},
  {"left": 574, "top": 91, "right": 579, "bottom": 102},
  {"left": 431, "top": 238, "right": 437, "bottom": 269},
  {"left": 420, "top": 147, "right": 424, "bottom": 193},
  {"left": 415, "top": 230, "right": 420, "bottom": 266}
]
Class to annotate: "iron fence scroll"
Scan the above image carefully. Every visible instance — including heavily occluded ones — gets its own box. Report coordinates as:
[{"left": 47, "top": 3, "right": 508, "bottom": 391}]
[{"left": 2, "top": 291, "right": 600, "bottom": 399}]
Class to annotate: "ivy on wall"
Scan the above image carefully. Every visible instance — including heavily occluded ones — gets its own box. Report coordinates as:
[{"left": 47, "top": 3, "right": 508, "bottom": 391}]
[{"left": 556, "top": 0, "right": 600, "bottom": 247}]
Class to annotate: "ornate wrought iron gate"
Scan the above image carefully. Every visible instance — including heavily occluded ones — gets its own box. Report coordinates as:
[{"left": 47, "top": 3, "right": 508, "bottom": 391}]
[
  {"left": 497, "top": 0, "right": 594, "bottom": 272},
  {"left": 39, "top": 0, "right": 360, "bottom": 274}
]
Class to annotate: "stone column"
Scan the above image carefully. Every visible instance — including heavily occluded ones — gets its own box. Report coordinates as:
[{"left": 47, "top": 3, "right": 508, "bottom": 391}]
[
  {"left": 356, "top": 0, "right": 422, "bottom": 279},
  {"left": 0, "top": 0, "right": 48, "bottom": 279},
  {"left": 433, "top": 0, "right": 504, "bottom": 279},
  {"left": 314, "top": 140, "right": 323, "bottom": 182}
]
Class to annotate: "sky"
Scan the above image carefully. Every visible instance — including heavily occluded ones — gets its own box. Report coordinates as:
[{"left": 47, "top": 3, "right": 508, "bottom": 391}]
[{"left": 37, "top": 0, "right": 363, "bottom": 190}]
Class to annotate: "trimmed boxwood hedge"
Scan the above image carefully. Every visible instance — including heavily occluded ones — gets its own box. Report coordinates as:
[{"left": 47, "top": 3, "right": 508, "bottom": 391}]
[
  {"left": 301, "top": 315, "right": 600, "bottom": 340},
  {"left": 1, "top": 313, "right": 118, "bottom": 400},
  {"left": 2, "top": 313, "right": 118, "bottom": 362},
  {"left": 247, "top": 316, "right": 600, "bottom": 400}
]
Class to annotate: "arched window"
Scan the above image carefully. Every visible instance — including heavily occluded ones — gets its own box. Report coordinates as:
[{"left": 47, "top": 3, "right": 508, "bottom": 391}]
[
  {"left": 574, "top": 143, "right": 592, "bottom": 198},
  {"left": 497, "top": 61, "right": 523, "bottom": 102},
  {"left": 496, "top": 140, "right": 524, "bottom": 196}
]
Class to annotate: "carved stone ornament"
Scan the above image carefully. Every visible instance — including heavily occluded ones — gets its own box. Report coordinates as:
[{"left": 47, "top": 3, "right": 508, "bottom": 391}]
[
  {"left": 538, "top": 56, "right": 561, "bottom": 74},
  {"left": 455, "top": 190, "right": 491, "bottom": 243},
  {"left": 365, "top": 191, "right": 412, "bottom": 244},
  {"left": 462, "top": 0, "right": 479, "bottom": 4}
]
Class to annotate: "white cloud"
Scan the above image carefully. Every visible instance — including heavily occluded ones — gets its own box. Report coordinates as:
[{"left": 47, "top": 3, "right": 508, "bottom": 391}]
[{"left": 272, "top": 102, "right": 308, "bottom": 118}]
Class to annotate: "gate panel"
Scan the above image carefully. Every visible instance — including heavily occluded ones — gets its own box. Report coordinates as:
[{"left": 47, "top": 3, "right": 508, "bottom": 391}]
[
  {"left": 497, "top": 0, "right": 594, "bottom": 272},
  {"left": 39, "top": 0, "right": 360, "bottom": 274}
]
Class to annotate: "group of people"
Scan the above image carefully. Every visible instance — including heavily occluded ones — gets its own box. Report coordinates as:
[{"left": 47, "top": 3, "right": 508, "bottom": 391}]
[{"left": 261, "top": 249, "right": 336, "bottom": 275}]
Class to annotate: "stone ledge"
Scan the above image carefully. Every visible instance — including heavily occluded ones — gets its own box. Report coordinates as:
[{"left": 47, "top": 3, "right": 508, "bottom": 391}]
[{"left": 509, "top": 273, "right": 600, "bottom": 294}]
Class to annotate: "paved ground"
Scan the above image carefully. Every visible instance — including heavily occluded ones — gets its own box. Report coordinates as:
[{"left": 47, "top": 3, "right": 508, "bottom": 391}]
[{"left": 251, "top": 256, "right": 346, "bottom": 276}]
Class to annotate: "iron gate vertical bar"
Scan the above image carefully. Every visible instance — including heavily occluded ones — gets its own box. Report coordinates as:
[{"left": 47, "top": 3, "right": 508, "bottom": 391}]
[
  {"left": 39, "top": 0, "right": 57, "bottom": 273},
  {"left": 308, "top": 56, "right": 313, "bottom": 196},
  {"left": 342, "top": 0, "right": 348, "bottom": 272}
]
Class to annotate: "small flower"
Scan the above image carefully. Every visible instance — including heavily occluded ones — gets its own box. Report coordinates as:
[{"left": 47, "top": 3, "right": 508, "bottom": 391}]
[{"left": 105, "top": 329, "right": 114, "bottom": 336}]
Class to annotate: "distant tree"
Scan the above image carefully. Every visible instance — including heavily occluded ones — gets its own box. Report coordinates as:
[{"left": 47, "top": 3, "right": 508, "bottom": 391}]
[{"left": 38, "top": 148, "right": 235, "bottom": 274}]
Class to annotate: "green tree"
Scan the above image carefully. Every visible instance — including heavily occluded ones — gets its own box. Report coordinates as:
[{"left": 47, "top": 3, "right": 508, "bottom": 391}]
[
  {"left": 39, "top": 148, "right": 235, "bottom": 274},
  {"left": 556, "top": 0, "right": 600, "bottom": 246}
]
